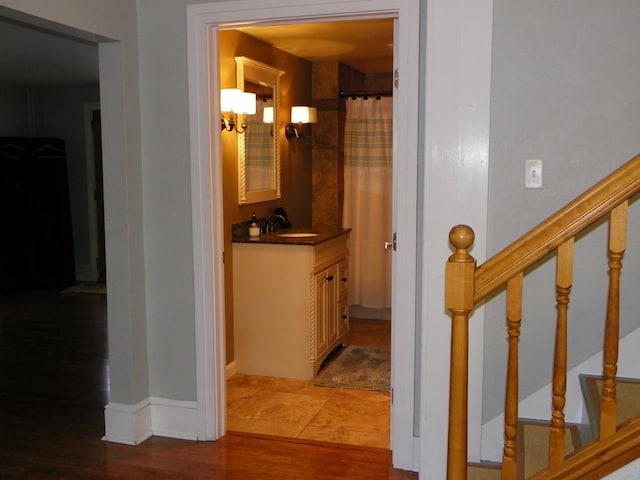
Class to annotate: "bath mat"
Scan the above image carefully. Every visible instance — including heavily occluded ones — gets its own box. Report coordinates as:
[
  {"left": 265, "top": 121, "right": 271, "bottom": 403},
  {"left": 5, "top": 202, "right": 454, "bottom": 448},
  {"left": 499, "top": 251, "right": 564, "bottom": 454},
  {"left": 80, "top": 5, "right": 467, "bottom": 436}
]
[{"left": 314, "top": 345, "right": 390, "bottom": 392}]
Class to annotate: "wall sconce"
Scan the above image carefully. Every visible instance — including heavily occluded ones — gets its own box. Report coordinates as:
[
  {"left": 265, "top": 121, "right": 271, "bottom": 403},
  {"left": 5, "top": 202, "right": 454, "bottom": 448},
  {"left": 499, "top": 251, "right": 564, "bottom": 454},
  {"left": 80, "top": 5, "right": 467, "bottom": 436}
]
[
  {"left": 262, "top": 106, "right": 274, "bottom": 136},
  {"left": 262, "top": 107, "right": 274, "bottom": 124},
  {"left": 285, "top": 106, "right": 317, "bottom": 139},
  {"left": 220, "top": 88, "right": 256, "bottom": 133}
]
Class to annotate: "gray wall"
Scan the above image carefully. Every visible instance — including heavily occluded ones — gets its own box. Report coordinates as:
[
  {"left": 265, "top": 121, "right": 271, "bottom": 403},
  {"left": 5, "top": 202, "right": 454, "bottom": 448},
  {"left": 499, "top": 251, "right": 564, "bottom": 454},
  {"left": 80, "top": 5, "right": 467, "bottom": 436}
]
[
  {"left": 1, "top": 0, "right": 148, "bottom": 406},
  {"left": 0, "top": 83, "right": 30, "bottom": 134},
  {"left": 7, "top": 0, "right": 639, "bottom": 433},
  {"left": 136, "top": 0, "right": 198, "bottom": 400},
  {"left": 484, "top": 0, "right": 640, "bottom": 422},
  {"left": 32, "top": 85, "right": 100, "bottom": 279}
]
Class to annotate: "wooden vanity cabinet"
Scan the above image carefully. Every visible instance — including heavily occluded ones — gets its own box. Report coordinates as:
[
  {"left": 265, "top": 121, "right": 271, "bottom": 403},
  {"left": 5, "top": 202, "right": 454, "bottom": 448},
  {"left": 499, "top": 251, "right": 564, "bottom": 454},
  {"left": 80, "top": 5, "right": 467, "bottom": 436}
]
[{"left": 232, "top": 232, "right": 349, "bottom": 380}]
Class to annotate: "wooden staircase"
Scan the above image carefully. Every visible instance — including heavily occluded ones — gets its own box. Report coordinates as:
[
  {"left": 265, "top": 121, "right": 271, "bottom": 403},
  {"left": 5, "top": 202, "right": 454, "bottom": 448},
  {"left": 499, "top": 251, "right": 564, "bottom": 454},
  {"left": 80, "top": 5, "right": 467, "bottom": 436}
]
[
  {"left": 466, "top": 376, "right": 640, "bottom": 479},
  {"left": 445, "top": 153, "right": 640, "bottom": 479}
]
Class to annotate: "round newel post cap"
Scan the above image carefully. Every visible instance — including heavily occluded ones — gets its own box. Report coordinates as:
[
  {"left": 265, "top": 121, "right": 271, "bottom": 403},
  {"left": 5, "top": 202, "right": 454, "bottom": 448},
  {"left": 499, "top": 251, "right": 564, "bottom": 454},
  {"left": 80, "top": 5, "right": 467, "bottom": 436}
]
[
  {"left": 449, "top": 225, "right": 475, "bottom": 249},
  {"left": 448, "top": 225, "right": 475, "bottom": 261}
]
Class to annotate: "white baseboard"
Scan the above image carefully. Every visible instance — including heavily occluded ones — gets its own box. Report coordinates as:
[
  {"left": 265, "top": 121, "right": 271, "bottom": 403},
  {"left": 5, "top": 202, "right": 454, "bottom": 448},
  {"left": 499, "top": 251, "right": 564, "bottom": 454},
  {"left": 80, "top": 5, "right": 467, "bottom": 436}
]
[
  {"left": 103, "top": 396, "right": 198, "bottom": 445},
  {"left": 149, "top": 397, "right": 198, "bottom": 440},
  {"left": 349, "top": 305, "right": 391, "bottom": 320},
  {"left": 226, "top": 360, "right": 237, "bottom": 379},
  {"left": 75, "top": 264, "right": 99, "bottom": 283},
  {"left": 603, "top": 459, "right": 640, "bottom": 479},
  {"left": 103, "top": 399, "right": 152, "bottom": 445}
]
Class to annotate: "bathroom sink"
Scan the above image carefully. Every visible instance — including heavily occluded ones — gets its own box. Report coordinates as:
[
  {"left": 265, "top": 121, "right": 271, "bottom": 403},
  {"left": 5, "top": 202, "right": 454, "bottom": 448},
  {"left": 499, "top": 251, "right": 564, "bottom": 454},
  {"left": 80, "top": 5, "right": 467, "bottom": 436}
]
[{"left": 276, "top": 232, "right": 319, "bottom": 238}]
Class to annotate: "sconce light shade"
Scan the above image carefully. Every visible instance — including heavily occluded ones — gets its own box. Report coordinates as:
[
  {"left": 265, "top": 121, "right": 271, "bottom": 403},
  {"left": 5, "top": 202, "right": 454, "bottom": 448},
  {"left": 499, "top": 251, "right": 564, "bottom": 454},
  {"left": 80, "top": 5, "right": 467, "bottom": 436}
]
[
  {"left": 286, "top": 106, "right": 317, "bottom": 139},
  {"left": 239, "top": 92, "right": 257, "bottom": 115},
  {"left": 221, "top": 89, "right": 256, "bottom": 114},
  {"left": 291, "top": 106, "right": 317, "bottom": 124},
  {"left": 263, "top": 107, "right": 274, "bottom": 124},
  {"left": 221, "top": 88, "right": 242, "bottom": 113},
  {"left": 221, "top": 89, "right": 256, "bottom": 133}
]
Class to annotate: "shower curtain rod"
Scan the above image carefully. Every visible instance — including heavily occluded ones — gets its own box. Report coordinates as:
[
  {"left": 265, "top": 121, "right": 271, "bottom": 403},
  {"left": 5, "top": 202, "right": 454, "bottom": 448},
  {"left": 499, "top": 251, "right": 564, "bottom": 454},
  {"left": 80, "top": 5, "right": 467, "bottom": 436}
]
[{"left": 339, "top": 90, "right": 393, "bottom": 99}]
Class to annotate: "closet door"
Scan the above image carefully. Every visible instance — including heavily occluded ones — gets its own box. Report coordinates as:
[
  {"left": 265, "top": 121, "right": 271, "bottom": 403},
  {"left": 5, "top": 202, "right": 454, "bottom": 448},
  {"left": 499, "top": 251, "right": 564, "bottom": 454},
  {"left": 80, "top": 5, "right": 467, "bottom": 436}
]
[
  {"left": 0, "top": 140, "right": 30, "bottom": 289},
  {"left": 0, "top": 137, "right": 75, "bottom": 291}
]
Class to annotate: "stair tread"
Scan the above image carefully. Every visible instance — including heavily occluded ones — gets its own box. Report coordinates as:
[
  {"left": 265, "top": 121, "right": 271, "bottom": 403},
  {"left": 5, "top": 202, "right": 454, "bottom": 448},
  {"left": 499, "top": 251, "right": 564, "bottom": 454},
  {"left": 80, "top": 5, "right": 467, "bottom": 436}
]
[
  {"left": 580, "top": 374, "right": 640, "bottom": 438},
  {"left": 468, "top": 462, "right": 501, "bottom": 480},
  {"left": 518, "top": 419, "right": 583, "bottom": 478}
]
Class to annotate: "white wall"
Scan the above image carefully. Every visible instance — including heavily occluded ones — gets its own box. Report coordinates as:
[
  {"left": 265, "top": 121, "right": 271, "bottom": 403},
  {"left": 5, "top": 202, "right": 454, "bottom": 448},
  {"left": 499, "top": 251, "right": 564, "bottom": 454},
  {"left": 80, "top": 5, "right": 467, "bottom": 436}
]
[{"left": 484, "top": 1, "right": 640, "bottom": 422}]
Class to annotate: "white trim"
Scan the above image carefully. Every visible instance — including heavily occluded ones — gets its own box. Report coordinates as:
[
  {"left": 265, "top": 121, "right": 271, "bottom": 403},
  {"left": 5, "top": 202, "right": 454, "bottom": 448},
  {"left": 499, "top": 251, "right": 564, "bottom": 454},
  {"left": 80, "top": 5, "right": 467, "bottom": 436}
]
[
  {"left": 349, "top": 305, "right": 391, "bottom": 320},
  {"left": 225, "top": 361, "right": 237, "bottom": 380},
  {"left": 603, "top": 460, "right": 640, "bottom": 480},
  {"left": 419, "top": 0, "right": 492, "bottom": 476},
  {"left": 75, "top": 264, "right": 96, "bottom": 282},
  {"left": 187, "top": 0, "right": 420, "bottom": 471},
  {"left": 103, "top": 398, "right": 199, "bottom": 445},
  {"left": 149, "top": 397, "right": 199, "bottom": 441},
  {"left": 187, "top": 9, "right": 226, "bottom": 442},
  {"left": 103, "top": 400, "right": 152, "bottom": 445},
  {"left": 82, "top": 101, "right": 101, "bottom": 283}
]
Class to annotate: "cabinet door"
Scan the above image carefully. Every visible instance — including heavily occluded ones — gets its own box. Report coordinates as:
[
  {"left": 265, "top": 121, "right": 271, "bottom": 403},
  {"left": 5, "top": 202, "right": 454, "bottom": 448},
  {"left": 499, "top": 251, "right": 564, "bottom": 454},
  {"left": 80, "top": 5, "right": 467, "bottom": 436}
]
[
  {"left": 325, "top": 263, "right": 339, "bottom": 347},
  {"left": 338, "top": 259, "right": 348, "bottom": 300},
  {"left": 314, "top": 270, "right": 329, "bottom": 358},
  {"left": 338, "top": 297, "right": 349, "bottom": 338},
  {"left": 314, "top": 264, "right": 339, "bottom": 359}
]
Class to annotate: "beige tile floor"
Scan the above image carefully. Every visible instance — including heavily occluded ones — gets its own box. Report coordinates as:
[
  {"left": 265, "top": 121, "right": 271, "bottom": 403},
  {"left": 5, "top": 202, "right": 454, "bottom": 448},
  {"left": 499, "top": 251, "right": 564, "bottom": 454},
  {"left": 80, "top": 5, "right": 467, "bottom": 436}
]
[{"left": 226, "top": 318, "right": 391, "bottom": 449}]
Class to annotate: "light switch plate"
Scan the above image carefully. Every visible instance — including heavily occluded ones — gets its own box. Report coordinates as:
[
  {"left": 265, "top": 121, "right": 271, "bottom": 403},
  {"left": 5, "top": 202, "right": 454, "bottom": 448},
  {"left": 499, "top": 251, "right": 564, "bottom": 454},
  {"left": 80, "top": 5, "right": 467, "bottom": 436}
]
[{"left": 525, "top": 159, "right": 543, "bottom": 188}]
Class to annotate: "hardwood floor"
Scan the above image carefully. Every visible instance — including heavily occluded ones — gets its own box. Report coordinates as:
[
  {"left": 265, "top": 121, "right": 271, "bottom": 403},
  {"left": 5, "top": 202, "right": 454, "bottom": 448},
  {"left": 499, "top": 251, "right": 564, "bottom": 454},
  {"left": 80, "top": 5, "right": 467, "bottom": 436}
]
[{"left": 0, "top": 289, "right": 416, "bottom": 479}]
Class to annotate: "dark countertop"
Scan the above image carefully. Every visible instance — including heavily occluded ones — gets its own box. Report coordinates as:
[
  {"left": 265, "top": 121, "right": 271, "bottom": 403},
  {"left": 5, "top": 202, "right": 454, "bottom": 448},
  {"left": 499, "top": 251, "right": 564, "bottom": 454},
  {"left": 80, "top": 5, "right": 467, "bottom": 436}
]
[{"left": 232, "top": 226, "right": 351, "bottom": 246}]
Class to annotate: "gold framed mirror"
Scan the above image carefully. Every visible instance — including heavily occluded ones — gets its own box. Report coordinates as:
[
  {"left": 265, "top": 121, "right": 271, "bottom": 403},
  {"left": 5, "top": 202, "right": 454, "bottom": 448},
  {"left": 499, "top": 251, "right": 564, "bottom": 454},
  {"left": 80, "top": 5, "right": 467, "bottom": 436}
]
[{"left": 235, "top": 56, "right": 285, "bottom": 205}]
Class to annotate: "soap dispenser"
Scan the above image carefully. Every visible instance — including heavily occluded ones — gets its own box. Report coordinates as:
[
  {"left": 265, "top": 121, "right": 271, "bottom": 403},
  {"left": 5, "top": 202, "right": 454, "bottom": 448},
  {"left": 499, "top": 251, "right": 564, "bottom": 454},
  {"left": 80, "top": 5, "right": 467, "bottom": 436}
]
[{"left": 248, "top": 212, "right": 260, "bottom": 238}]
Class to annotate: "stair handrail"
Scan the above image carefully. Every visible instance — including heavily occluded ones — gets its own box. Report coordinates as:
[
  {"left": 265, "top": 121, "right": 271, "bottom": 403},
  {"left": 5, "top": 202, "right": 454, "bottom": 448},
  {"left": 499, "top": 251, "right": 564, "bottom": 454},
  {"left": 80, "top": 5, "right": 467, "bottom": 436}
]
[{"left": 445, "top": 152, "right": 640, "bottom": 480}]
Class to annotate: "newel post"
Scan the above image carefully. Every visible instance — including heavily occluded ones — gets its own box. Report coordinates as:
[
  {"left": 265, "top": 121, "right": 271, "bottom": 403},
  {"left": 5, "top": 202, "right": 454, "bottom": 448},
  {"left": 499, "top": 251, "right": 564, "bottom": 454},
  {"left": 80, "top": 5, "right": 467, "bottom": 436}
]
[{"left": 445, "top": 225, "right": 476, "bottom": 480}]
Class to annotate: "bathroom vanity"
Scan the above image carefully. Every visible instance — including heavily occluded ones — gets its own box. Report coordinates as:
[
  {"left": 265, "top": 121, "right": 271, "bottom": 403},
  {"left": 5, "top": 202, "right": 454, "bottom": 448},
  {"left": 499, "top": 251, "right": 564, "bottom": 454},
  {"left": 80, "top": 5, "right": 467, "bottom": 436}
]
[{"left": 232, "top": 228, "right": 350, "bottom": 380}]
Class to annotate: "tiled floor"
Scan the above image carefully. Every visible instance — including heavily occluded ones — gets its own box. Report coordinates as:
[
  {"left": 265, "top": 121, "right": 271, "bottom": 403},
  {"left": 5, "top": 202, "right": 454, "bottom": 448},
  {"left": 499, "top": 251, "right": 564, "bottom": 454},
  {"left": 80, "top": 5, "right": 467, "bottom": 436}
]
[{"left": 226, "top": 318, "right": 391, "bottom": 449}]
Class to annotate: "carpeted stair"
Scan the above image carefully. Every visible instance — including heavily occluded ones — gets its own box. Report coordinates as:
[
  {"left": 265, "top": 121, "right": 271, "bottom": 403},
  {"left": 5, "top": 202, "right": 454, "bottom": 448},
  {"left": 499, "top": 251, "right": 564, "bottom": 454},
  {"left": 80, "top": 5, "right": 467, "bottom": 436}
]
[{"left": 467, "top": 375, "right": 640, "bottom": 479}]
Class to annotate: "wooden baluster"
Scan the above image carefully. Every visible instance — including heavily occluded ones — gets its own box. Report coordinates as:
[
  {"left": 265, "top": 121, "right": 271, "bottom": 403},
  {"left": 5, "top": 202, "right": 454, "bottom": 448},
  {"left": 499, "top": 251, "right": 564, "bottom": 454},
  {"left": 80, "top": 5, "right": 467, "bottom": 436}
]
[
  {"left": 600, "top": 201, "right": 627, "bottom": 440},
  {"left": 502, "top": 273, "right": 523, "bottom": 480},
  {"left": 549, "top": 238, "right": 574, "bottom": 469},
  {"left": 445, "top": 225, "right": 476, "bottom": 480}
]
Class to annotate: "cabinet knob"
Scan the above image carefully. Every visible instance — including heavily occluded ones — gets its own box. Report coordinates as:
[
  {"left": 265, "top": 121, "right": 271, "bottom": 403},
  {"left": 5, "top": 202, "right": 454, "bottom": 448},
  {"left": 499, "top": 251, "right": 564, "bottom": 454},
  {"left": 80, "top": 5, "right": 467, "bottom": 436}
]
[
  {"left": 326, "top": 275, "right": 334, "bottom": 281},
  {"left": 341, "top": 277, "right": 347, "bottom": 282},
  {"left": 341, "top": 314, "right": 348, "bottom": 320}
]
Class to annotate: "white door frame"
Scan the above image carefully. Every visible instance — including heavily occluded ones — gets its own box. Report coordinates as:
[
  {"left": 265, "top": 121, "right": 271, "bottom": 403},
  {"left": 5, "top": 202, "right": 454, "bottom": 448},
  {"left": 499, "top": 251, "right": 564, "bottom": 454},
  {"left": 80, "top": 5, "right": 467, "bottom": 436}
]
[
  {"left": 83, "top": 101, "right": 101, "bottom": 282},
  {"left": 187, "top": 0, "right": 421, "bottom": 471}
]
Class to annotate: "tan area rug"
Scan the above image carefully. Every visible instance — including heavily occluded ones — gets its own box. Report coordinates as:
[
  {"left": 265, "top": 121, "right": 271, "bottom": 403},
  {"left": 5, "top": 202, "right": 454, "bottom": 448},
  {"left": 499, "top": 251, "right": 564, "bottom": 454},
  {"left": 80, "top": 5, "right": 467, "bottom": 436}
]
[
  {"left": 62, "top": 283, "right": 106, "bottom": 295},
  {"left": 518, "top": 419, "right": 582, "bottom": 478},
  {"left": 314, "top": 345, "right": 390, "bottom": 392},
  {"left": 467, "top": 464, "right": 501, "bottom": 480}
]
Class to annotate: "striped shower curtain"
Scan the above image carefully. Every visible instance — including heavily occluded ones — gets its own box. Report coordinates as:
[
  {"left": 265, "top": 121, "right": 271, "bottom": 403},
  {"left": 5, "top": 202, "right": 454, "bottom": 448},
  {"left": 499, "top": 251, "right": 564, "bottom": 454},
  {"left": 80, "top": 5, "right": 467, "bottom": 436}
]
[
  {"left": 342, "top": 96, "right": 393, "bottom": 309},
  {"left": 244, "top": 98, "right": 274, "bottom": 191}
]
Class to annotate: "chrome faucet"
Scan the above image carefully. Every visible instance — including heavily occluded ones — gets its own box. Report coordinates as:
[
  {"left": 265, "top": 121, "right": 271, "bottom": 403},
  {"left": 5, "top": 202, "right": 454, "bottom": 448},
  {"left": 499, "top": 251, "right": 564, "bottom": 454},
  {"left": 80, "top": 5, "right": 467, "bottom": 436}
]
[{"left": 266, "top": 214, "right": 287, "bottom": 232}]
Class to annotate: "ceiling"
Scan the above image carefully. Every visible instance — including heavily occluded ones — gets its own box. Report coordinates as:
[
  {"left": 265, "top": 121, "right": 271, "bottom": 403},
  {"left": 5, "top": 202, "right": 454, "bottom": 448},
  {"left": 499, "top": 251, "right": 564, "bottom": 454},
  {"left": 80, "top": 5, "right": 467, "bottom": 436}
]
[
  {"left": 0, "top": 18, "right": 392, "bottom": 87},
  {"left": 237, "top": 19, "right": 394, "bottom": 74}
]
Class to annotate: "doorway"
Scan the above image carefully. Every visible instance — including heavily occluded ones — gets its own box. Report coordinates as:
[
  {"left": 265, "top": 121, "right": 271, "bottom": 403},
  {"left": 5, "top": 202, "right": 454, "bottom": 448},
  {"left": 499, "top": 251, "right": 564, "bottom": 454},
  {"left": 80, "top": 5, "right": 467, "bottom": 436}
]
[
  {"left": 221, "top": 19, "right": 395, "bottom": 449},
  {"left": 187, "top": 0, "right": 421, "bottom": 470}
]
